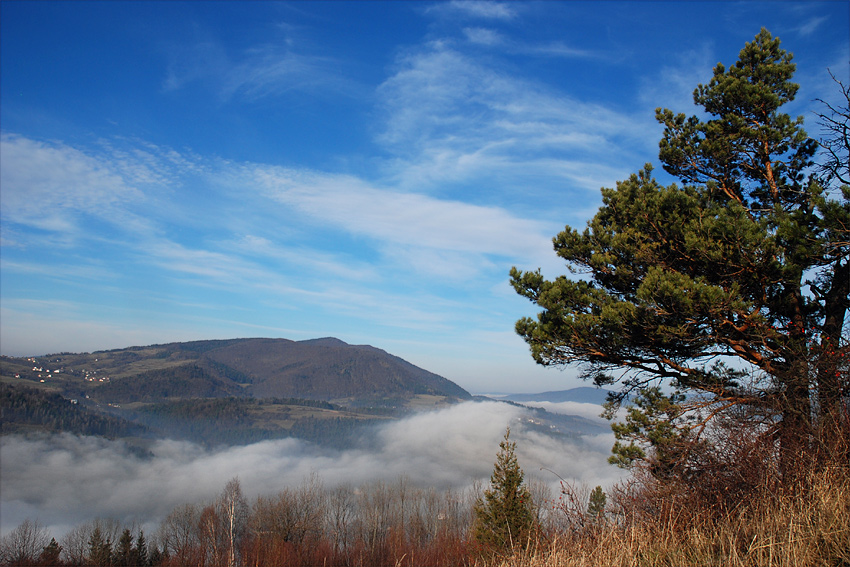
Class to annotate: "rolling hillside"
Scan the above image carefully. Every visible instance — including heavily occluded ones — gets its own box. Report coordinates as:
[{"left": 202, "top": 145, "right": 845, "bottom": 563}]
[
  {"left": 202, "top": 337, "right": 471, "bottom": 402},
  {"left": 0, "top": 337, "right": 470, "bottom": 404},
  {"left": 0, "top": 337, "right": 472, "bottom": 446}
]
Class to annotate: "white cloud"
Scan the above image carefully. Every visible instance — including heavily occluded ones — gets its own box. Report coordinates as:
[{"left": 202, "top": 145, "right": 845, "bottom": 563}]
[
  {"left": 251, "top": 166, "right": 554, "bottom": 261},
  {"left": 0, "top": 134, "right": 143, "bottom": 234},
  {"left": 638, "top": 43, "right": 716, "bottom": 116},
  {"left": 231, "top": 235, "right": 379, "bottom": 282},
  {"left": 796, "top": 16, "right": 829, "bottom": 37},
  {"left": 146, "top": 239, "right": 270, "bottom": 283},
  {"left": 381, "top": 243, "right": 496, "bottom": 282},
  {"left": 523, "top": 41, "right": 596, "bottom": 59},
  {"left": 221, "top": 45, "right": 351, "bottom": 101},
  {"left": 463, "top": 27, "right": 504, "bottom": 46},
  {"left": 163, "top": 29, "right": 356, "bottom": 103},
  {"left": 374, "top": 44, "right": 652, "bottom": 195},
  {"left": 429, "top": 1, "right": 518, "bottom": 21}
]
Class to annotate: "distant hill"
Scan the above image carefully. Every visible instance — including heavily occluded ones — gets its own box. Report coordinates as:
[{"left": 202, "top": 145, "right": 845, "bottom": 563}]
[
  {"left": 199, "top": 337, "right": 471, "bottom": 403},
  {"left": 0, "top": 338, "right": 472, "bottom": 446},
  {"left": 1, "top": 338, "right": 471, "bottom": 405},
  {"left": 503, "top": 387, "right": 612, "bottom": 405}
]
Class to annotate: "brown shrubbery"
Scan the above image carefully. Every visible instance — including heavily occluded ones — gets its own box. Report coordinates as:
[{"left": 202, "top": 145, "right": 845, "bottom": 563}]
[
  {"left": 500, "top": 410, "right": 850, "bottom": 567},
  {"left": 498, "top": 464, "right": 849, "bottom": 567}
]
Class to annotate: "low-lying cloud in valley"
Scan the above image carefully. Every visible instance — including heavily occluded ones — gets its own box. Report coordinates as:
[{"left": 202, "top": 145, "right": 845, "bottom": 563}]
[{"left": 0, "top": 401, "right": 622, "bottom": 537}]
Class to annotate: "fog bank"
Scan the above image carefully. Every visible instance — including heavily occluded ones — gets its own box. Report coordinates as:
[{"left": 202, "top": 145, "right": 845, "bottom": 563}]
[{"left": 1, "top": 401, "right": 623, "bottom": 537}]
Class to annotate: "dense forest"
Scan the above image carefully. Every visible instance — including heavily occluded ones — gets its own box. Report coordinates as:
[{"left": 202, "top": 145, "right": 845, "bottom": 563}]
[
  {"left": 133, "top": 397, "right": 382, "bottom": 448},
  {"left": 0, "top": 383, "right": 146, "bottom": 440}
]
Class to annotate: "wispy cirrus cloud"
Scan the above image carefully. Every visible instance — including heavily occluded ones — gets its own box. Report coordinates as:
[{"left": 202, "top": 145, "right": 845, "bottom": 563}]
[
  {"left": 374, "top": 43, "right": 649, "bottom": 201},
  {"left": 461, "top": 27, "right": 596, "bottom": 60},
  {"left": 0, "top": 134, "right": 143, "bottom": 235},
  {"left": 163, "top": 27, "right": 356, "bottom": 103},
  {"left": 230, "top": 235, "right": 379, "bottom": 283},
  {"left": 521, "top": 40, "right": 596, "bottom": 59},
  {"left": 427, "top": 1, "right": 518, "bottom": 21},
  {"left": 638, "top": 42, "right": 715, "bottom": 117},
  {"left": 795, "top": 15, "right": 829, "bottom": 37},
  {"left": 0, "top": 133, "right": 210, "bottom": 245},
  {"left": 221, "top": 44, "right": 353, "bottom": 101},
  {"left": 250, "top": 165, "right": 554, "bottom": 262},
  {"left": 1, "top": 132, "right": 557, "bottom": 290},
  {"left": 463, "top": 27, "right": 505, "bottom": 46}
]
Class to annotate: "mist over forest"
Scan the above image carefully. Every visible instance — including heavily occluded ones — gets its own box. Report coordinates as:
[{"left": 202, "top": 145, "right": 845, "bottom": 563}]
[{"left": 0, "top": 400, "right": 621, "bottom": 538}]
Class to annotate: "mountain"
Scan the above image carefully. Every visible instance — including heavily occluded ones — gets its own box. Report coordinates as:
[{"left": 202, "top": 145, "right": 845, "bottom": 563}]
[
  {"left": 198, "top": 337, "right": 471, "bottom": 403},
  {"left": 503, "top": 387, "right": 612, "bottom": 405},
  {"left": 0, "top": 340, "right": 617, "bottom": 449},
  {"left": 1, "top": 337, "right": 470, "bottom": 405},
  {"left": 0, "top": 338, "right": 471, "bottom": 447}
]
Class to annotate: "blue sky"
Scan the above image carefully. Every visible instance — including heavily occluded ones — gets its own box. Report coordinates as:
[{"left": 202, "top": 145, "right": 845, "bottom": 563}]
[{"left": 1, "top": 1, "right": 847, "bottom": 393}]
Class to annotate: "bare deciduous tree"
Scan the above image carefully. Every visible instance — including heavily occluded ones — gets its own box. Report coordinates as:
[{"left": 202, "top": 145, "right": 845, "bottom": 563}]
[
  {"left": 158, "top": 502, "right": 202, "bottom": 566},
  {"left": 0, "top": 518, "right": 50, "bottom": 565}
]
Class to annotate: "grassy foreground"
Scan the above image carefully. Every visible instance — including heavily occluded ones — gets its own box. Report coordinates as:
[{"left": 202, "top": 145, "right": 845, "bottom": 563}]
[{"left": 496, "top": 464, "right": 849, "bottom": 567}]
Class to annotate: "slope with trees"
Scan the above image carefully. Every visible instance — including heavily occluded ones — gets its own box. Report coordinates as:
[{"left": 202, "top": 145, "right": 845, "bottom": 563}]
[{"left": 0, "top": 382, "right": 147, "bottom": 439}]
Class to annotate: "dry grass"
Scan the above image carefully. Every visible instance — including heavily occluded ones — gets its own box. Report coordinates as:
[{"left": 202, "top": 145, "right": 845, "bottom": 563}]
[{"left": 493, "top": 464, "right": 850, "bottom": 567}]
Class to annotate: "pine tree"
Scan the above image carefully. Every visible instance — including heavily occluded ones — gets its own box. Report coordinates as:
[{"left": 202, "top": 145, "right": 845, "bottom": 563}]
[
  {"left": 147, "top": 545, "right": 164, "bottom": 567},
  {"left": 131, "top": 531, "right": 148, "bottom": 567},
  {"left": 510, "top": 29, "right": 849, "bottom": 480},
  {"left": 473, "top": 428, "right": 536, "bottom": 555}
]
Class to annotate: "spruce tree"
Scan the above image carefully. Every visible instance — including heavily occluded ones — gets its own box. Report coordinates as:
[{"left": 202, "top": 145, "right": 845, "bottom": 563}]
[
  {"left": 132, "top": 531, "right": 148, "bottom": 567},
  {"left": 473, "top": 428, "right": 536, "bottom": 554},
  {"left": 510, "top": 29, "right": 849, "bottom": 479},
  {"left": 87, "top": 527, "right": 113, "bottom": 567},
  {"left": 147, "top": 545, "right": 164, "bottom": 567},
  {"left": 587, "top": 486, "right": 607, "bottom": 520},
  {"left": 116, "top": 529, "right": 133, "bottom": 567}
]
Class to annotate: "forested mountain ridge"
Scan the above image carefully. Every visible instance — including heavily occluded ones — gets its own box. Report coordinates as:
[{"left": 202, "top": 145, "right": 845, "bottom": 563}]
[
  {"left": 197, "top": 337, "right": 471, "bottom": 402},
  {"left": 0, "top": 337, "right": 470, "bottom": 405},
  {"left": 0, "top": 337, "right": 472, "bottom": 446}
]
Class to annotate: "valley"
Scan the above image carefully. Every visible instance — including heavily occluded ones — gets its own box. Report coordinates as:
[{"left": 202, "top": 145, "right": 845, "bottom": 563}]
[{"left": 0, "top": 338, "right": 607, "bottom": 448}]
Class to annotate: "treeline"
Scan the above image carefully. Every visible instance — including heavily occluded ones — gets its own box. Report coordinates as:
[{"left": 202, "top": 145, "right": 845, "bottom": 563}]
[
  {"left": 0, "top": 476, "right": 487, "bottom": 567},
  {"left": 132, "top": 397, "right": 375, "bottom": 448},
  {"left": 0, "top": 385, "right": 383, "bottom": 448},
  {"left": 0, "top": 383, "right": 145, "bottom": 439},
  {"left": 1, "top": 519, "right": 161, "bottom": 567}
]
